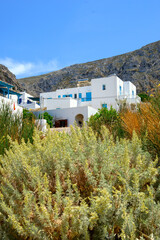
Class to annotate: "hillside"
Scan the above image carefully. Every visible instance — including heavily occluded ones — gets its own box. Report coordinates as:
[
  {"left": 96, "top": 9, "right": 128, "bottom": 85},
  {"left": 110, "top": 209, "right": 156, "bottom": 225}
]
[
  {"left": 18, "top": 40, "right": 160, "bottom": 97},
  {"left": 0, "top": 64, "right": 23, "bottom": 92}
]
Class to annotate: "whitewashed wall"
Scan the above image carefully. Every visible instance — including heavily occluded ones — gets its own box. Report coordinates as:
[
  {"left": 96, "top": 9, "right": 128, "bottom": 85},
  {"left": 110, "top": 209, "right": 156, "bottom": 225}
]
[
  {"left": 42, "top": 98, "right": 77, "bottom": 110},
  {"left": 0, "top": 96, "right": 23, "bottom": 115},
  {"left": 39, "top": 75, "right": 139, "bottom": 111},
  {"left": 123, "top": 81, "right": 136, "bottom": 98},
  {"left": 33, "top": 106, "right": 97, "bottom": 127},
  {"left": 91, "top": 75, "right": 118, "bottom": 109}
]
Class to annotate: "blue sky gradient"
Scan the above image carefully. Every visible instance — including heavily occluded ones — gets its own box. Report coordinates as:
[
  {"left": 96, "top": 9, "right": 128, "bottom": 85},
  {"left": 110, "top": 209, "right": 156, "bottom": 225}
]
[{"left": 0, "top": 0, "right": 160, "bottom": 78}]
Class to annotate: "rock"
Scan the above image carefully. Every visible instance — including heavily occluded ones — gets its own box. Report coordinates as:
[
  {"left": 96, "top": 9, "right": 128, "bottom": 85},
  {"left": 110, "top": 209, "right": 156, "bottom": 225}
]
[
  {"left": 0, "top": 64, "right": 23, "bottom": 91},
  {"left": 15, "top": 40, "right": 160, "bottom": 96}
]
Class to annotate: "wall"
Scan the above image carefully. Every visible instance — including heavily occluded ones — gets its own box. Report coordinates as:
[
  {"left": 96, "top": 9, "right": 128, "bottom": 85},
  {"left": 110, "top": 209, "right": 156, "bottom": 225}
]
[
  {"left": 40, "top": 86, "right": 92, "bottom": 108},
  {"left": 0, "top": 96, "right": 23, "bottom": 115},
  {"left": 33, "top": 106, "right": 97, "bottom": 127},
  {"left": 39, "top": 75, "right": 139, "bottom": 111},
  {"left": 21, "top": 102, "right": 40, "bottom": 110},
  {"left": 56, "top": 86, "right": 91, "bottom": 100},
  {"left": 91, "top": 75, "right": 118, "bottom": 109},
  {"left": 42, "top": 98, "right": 77, "bottom": 110}
]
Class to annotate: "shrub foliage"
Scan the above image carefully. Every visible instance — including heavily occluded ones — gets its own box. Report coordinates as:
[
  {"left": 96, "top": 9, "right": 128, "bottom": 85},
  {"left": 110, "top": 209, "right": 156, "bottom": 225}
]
[
  {"left": 0, "top": 104, "right": 35, "bottom": 155},
  {"left": 39, "top": 112, "right": 53, "bottom": 128},
  {"left": 0, "top": 126, "right": 159, "bottom": 239},
  {"left": 87, "top": 107, "right": 124, "bottom": 139}
]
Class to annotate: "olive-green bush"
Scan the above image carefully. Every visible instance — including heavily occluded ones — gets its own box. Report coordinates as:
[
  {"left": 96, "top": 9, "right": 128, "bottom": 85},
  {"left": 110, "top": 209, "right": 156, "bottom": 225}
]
[
  {"left": 39, "top": 112, "right": 53, "bottom": 128},
  {"left": 0, "top": 126, "right": 159, "bottom": 239},
  {"left": 0, "top": 105, "right": 35, "bottom": 155},
  {"left": 87, "top": 107, "right": 124, "bottom": 139}
]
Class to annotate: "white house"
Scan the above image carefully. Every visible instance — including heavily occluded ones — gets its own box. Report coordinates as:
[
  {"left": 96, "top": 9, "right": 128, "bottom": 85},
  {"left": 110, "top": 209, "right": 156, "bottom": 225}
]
[
  {"left": 0, "top": 79, "right": 23, "bottom": 115},
  {"left": 38, "top": 74, "right": 140, "bottom": 127},
  {"left": 18, "top": 92, "right": 40, "bottom": 110}
]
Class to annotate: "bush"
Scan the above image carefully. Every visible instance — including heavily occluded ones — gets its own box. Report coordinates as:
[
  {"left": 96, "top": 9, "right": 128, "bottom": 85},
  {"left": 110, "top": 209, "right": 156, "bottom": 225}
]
[
  {"left": 39, "top": 112, "right": 53, "bottom": 128},
  {"left": 0, "top": 126, "right": 159, "bottom": 239},
  {"left": 0, "top": 102, "right": 22, "bottom": 155},
  {"left": 138, "top": 93, "right": 151, "bottom": 102},
  {"left": 120, "top": 93, "right": 160, "bottom": 162},
  {"left": 0, "top": 105, "right": 35, "bottom": 155},
  {"left": 21, "top": 109, "right": 36, "bottom": 144},
  {"left": 88, "top": 106, "right": 124, "bottom": 139}
]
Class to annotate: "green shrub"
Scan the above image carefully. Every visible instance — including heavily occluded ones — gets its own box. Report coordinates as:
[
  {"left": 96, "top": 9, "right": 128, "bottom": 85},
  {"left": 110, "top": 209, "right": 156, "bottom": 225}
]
[
  {"left": 0, "top": 104, "right": 35, "bottom": 155},
  {"left": 138, "top": 93, "right": 151, "bottom": 102},
  {"left": 39, "top": 112, "right": 53, "bottom": 128},
  {"left": 21, "top": 109, "right": 36, "bottom": 144},
  {"left": 0, "top": 102, "right": 22, "bottom": 155},
  {"left": 0, "top": 126, "right": 159, "bottom": 239},
  {"left": 88, "top": 106, "right": 124, "bottom": 139}
]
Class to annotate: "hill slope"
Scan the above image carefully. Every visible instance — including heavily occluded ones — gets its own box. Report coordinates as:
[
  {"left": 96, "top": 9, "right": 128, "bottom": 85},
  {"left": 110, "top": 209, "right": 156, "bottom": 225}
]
[
  {"left": 18, "top": 41, "right": 160, "bottom": 97},
  {"left": 0, "top": 64, "right": 23, "bottom": 92}
]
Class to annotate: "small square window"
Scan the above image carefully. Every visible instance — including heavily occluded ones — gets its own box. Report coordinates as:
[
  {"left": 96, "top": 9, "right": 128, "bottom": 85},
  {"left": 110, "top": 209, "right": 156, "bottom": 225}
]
[
  {"left": 79, "top": 93, "right": 82, "bottom": 98},
  {"left": 102, "top": 104, "right": 107, "bottom": 108},
  {"left": 102, "top": 85, "right": 106, "bottom": 90},
  {"left": 74, "top": 94, "right": 77, "bottom": 99},
  {"left": 119, "top": 86, "right": 122, "bottom": 95}
]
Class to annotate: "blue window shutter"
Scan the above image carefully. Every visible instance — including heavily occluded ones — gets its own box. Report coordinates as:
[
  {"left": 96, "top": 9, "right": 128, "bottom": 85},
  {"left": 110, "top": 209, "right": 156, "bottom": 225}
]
[
  {"left": 70, "top": 94, "right": 72, "bottom": 97},
  {"left": 102, "top": 104, "right": 107, "bottom": 108},
  {"left": 58, "top": 95, "right": 61, "bottom": 98},
  {"left": 79, "top": 93, "right": 82, "bottom": 98},
  {"left": 86, "top": 92, "right": 92, "bottom": 101},
  {"left": 132, "top": 90, "right": 134, "bottom": 96},
  {"left": 119, "top": 86, "right": 122, "bottom": 95},
  {"left": 102, "top": 85, "right": 106, "bottom": 90},
  {"left": 18, "top": 98, "right": 22, "bottom": 104}
]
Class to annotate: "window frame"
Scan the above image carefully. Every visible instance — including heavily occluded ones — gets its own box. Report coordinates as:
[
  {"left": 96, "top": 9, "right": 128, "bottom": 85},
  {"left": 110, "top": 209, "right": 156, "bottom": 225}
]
[{"left": 102, "top": 84, "right": 106, "bottom": 90}]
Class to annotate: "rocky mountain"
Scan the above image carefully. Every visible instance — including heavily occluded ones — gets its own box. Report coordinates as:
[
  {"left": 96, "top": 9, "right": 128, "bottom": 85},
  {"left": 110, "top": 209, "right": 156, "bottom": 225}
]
[
  {"left": 18, "top": 40, "right": 160, "bottom": 97},
  {"left": 0, "top": 64, "right": 23, "bottom": 92}
]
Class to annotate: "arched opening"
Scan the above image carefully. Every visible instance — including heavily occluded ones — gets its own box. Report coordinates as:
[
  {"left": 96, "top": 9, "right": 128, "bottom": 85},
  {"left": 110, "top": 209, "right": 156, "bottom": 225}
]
[{"left": 75, "top": 114, "right": 84, "bottom": 127}]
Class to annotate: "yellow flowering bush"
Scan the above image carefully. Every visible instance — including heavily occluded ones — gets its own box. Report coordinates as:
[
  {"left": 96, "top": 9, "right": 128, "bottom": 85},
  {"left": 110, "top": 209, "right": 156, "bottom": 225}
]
[{"left": 0, "top": 126, "right": 159, "bottom": 239}]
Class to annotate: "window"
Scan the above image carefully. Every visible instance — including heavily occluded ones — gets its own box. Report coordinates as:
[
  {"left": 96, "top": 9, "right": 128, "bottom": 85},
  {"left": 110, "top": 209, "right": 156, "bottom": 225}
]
[
  {"left": 79, "top": 93, "right": 82, "bottom": 98},
  {"left": 27, "top": 100, "right": 32, "bottom": 104},
  {"left": 74, "top": 94, "right": 77, "bottom": 99},
  {"left": 18, "top": 98, "right": 22, "bottom": 104},
  {"left": 119, "top": 86, "right": 122, "bottom": 95},
  {"left": 132, "top": 90, "right": 134, "bottom": 96},
  {"left": 63, "top": 94, "right": 72, "bottom": 98},
  {"left": 102, "top": 84, "right": 106, "bottom": 90},
  {"left": 86, "top": 92, "right": 92, "bottom": 101},
  {"left": 102, "top": 104, "right": 107, "bottom": 108}
]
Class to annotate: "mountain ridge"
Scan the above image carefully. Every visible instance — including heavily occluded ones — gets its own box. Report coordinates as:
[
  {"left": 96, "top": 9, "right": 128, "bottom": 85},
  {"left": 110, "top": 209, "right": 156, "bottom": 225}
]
[
  {"left": 10, "top": 40, "right": 160, "bottom": 96},
  {"left": 0, "top": 64, "right": 23, "bottom": 92}
]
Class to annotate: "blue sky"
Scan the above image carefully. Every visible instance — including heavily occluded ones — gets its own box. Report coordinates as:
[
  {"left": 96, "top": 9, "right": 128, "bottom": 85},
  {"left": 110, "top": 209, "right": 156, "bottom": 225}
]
[{"left": 0, "top": 0, "right": 160, "bottom": 78}]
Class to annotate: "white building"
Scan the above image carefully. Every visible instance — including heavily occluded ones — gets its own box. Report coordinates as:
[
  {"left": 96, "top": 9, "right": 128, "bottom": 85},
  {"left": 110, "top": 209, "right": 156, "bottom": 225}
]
[
  {"left": 0, "top": 79, "right": 23, "bottom": 115},
  {"left": 38, "top": 74, "right": 140, "bottom": 127},
  {"left": 18, "top": 92, "right": 40, "bottom": 110}
]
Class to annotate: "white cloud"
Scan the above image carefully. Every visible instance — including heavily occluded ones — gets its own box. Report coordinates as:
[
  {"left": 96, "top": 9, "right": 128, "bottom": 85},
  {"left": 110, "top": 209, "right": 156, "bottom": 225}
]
[{"left": 0, "top": 58, "right": 59, "bottom": 78}]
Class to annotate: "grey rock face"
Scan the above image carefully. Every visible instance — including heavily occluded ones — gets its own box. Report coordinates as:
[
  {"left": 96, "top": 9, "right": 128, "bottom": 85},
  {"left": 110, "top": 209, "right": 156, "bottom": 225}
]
[
  {"left": 0, "top": 64, "right": 23, "bottom": 92},
  {"left": 17, "top": 40, "right": 160, "bottom": 97}
]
